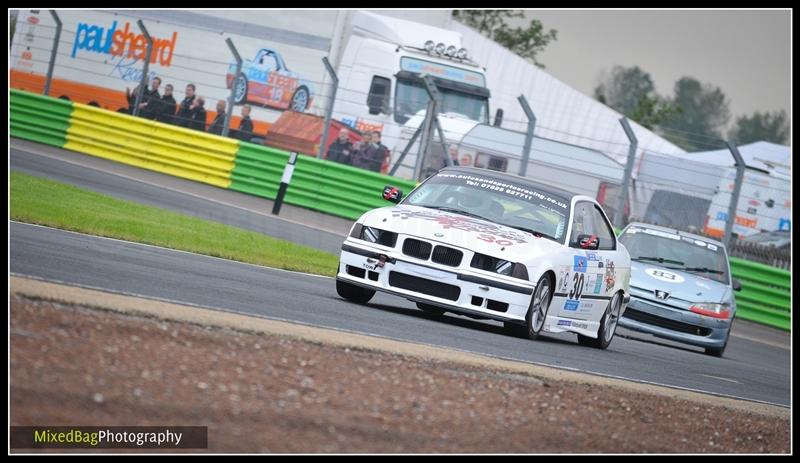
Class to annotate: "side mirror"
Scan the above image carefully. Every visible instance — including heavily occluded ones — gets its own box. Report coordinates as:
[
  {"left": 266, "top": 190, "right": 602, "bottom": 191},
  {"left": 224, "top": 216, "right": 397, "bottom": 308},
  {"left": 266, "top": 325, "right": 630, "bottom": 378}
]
[
  {"left": 577, "top": 234, "right": 599, "bottom": 250},
  {"left": 382, "top": 185, "right": 403, "bottom": 203},
  {"left": 732, "top": 278, "right": 742, "bottom": 292}
]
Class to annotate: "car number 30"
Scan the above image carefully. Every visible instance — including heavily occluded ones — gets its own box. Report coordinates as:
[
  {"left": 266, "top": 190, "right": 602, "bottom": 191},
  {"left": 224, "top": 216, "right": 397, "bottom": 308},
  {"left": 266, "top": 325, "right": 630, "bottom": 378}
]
[{"left": 568, "top": 273, "right": 585, "bottom": 300}]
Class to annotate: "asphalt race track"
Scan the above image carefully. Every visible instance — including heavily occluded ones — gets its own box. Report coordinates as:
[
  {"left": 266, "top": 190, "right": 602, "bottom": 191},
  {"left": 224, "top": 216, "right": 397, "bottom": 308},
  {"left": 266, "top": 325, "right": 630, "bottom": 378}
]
[{"left": 10, "top": 221, "right": 790, "bottom": 407}]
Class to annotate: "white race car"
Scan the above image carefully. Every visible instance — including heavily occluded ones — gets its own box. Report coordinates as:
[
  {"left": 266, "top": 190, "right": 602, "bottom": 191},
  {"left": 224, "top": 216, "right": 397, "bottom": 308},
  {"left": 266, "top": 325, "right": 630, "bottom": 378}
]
[{"left": 336, "top": 167, "right": 632, "bottom": 348}]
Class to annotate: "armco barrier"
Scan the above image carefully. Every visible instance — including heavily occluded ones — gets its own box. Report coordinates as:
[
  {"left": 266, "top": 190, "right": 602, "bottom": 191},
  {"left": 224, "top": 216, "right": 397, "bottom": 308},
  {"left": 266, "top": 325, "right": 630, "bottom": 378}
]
[
  {"left": 10, "top": 90, "right": 73, "bottom": 147},
  {"left": 287, "top": 155, "right": 418, "bottom": 220},
  {"left": 729, "top": 257, "right": 790, "bottom": 330},
  {"left": 64, "top": 104, "right": 238, "bottom": 188},
  {"left": 229, "top": 143, "right": 289, "bottom": 200},
  {"left": 231, "top": 141, "right": 418, "bottom": 220}
]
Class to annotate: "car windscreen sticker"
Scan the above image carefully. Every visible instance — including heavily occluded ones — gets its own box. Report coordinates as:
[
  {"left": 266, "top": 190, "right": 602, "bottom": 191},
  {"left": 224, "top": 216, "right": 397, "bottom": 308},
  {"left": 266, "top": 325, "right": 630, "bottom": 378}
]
[
  {"left": 707, "top": 243, "right": 718, "bottom": 251},
  {"left": 645, "top": 268, "right": 685, "bottom": 283},
  {"left": 436, "top": 173, "right": 569, "bottom": 212},
  {"left": 694, "top": 239, "right": 707, "bottom": 247},
  {"left": 641, "top": 228, "right": 681, "bottom": 240}
]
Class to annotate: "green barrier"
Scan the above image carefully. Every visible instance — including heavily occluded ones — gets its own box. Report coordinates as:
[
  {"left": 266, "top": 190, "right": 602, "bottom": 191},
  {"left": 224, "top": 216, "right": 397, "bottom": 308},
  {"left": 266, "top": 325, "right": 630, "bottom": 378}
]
[
  {"left": 286, "top": 155, "right": 418, "bottom": 220},
  {"left": 729, "top": 257, "right": 790, "bottom": 330},
  {"left": 229, "top": 142, "right": 290, "bottom": 200},
  {"left": 10, "top": 89, "right": 73, "bottom": 147},
  {"left": 230, "top": 142, "right": 418, "bottom": 220}
]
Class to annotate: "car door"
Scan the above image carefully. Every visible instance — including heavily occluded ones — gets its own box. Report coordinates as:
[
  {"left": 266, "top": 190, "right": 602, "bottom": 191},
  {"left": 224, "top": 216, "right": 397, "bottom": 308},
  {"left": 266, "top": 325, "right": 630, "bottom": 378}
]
[{"left": 554, "top": 201, "right": 610, "bottom": 322}]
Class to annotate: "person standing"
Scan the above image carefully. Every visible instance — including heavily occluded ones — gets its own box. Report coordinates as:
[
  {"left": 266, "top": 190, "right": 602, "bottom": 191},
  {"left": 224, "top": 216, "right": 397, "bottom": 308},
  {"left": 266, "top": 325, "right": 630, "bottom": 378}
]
[
  {"left": 372, "top": 131, "right": 390, "bottom": 173},
  {"left": 189, "top": 96, "right": 207, "bottom": 132},
  {"left": 235, "top": 104, "right": 254, "bottom": 141},
  {"left": 157, "top": 83, "right": 177, "bottom": 124},
  {"left": 326, "top": 129, "right": 354, "bottom": 165},
  {"left": 208, "top": 100, "right": 227, "bottom": 135},
  {"left": 356, "top": 131, "right": 383, "bottom": 172},
  {"left": 175, "top": 83, "right": 197, "bottom": 127},
  {"left": 126, "top": 76, "right": 161, "bottom": 119}
]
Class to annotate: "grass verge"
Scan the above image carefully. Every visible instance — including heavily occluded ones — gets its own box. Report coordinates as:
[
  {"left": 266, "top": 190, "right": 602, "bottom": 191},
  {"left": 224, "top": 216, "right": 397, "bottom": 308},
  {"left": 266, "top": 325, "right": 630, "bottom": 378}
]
[{"left": 10, "top": 171, "right": 339, "bottom": 276}]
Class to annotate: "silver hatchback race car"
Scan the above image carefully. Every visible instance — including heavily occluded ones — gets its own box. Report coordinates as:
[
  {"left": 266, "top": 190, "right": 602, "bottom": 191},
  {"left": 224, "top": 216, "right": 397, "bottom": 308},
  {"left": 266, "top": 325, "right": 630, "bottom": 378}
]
[{"left": 617, "top": 223, "right": 742, "bottom": 357}]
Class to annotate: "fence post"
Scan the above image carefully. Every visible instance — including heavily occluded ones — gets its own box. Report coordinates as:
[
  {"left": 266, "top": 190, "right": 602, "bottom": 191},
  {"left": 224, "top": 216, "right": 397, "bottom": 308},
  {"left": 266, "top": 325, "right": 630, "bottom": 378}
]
[
  {"left": 517, "top": 94, "right": 536, "bottom": 177},
  {"left": 724, "top": 142, "right": 746, "bottom": 249},
  {"left": 317, "top": 57, "right": 339, "bottom": 159},
  {"left": 422, "top": 76, "right": 451, "bottom": 168},
  {"left": 223, "top": 38, "right": 242, "bottom": 138},
  {"left": 132, "top": 20, "right": 153, "bottom": 118},
  {"left": 43, "top": 10, "right": 62, "bottom": 97},
  {"left": 273, "top": 152, "right": 298, "bottom": 215},
  {"left": 411, "top": 75, "right": 450, "bottom": 181},
  {"left": 615, "top": 117, "right": 638, "bottom": 229},
  {"left": 434, "top": 118, "right": 453, "bottom": 167}
]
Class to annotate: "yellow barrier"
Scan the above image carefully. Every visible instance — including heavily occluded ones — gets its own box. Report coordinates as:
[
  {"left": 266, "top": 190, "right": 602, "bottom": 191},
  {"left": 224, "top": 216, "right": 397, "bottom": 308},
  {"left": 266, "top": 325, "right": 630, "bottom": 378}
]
[{"left": 64, "top": 104, "right": 237, "bottom": 188}]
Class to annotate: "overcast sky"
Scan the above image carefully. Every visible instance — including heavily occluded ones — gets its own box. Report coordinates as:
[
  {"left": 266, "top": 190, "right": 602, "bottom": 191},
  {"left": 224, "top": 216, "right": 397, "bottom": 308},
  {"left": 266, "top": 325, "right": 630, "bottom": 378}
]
[{"left": 510, "top": 9, "right": 791, "bottom": 130}]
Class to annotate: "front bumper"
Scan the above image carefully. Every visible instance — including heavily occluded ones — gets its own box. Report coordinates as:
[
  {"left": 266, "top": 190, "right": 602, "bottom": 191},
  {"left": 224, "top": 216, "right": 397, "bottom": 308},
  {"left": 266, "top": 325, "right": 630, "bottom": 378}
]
[
  {"left": 337, "top": 241, "right": 535, "bottom": 323},
  {"left": 619, "top": 296, "right": 732, "bottom": 348}
]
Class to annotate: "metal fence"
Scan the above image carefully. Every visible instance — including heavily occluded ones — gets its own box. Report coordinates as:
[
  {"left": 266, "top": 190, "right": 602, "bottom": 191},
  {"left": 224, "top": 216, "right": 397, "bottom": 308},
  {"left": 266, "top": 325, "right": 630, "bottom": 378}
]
[{"left": 729, "top": 239, "right": 791, "bottom": 270}]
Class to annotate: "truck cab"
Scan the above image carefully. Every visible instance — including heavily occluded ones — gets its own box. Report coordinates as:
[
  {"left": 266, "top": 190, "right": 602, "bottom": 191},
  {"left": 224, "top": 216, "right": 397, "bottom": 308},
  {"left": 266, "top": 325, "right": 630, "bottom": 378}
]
[{"left": 333, "top": 11, "right": 491, "bottom": 175}]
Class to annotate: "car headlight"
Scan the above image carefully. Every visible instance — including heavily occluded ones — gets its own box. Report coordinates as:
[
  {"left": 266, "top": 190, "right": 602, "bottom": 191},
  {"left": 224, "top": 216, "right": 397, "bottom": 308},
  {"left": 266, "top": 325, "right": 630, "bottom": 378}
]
[
  {"left": 471, "top": 253, "right": 528, "bottom": 280},
  {"left": 689, "top": 303, "right": 731, "bottom": 319},
  {"left": 351, "top": 225, "right": 398, "bottom": 248}
]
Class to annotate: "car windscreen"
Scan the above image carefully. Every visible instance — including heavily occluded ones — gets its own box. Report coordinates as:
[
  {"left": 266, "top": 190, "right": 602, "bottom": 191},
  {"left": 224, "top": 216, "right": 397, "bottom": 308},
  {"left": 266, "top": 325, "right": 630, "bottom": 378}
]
[
  {"left": 619, "top": 227, "right": 730, "bottom": 284},
  {"left": 403, "top": 171, "right": 570, "bottom": 243}
]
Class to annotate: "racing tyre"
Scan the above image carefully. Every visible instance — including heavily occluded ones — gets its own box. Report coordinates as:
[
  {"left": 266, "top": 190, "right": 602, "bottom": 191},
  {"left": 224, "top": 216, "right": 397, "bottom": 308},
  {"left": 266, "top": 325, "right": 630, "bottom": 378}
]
[
  {"left": 578, "top": 292, "right": 622, "bottom": 349},
  {"left": 290, "top": 87, "right": 310, "bottom": 112},
  {"left": 233, "top": 75, "right": 248, "bottom": 105},
  {"left": 417, "top": 302, "right": 446, "bottom": 316},
  {"left": 524, "top": 274, "right": 553, "bottom": 340},
  {"left": 336, "top": 279, "right": 375, "bottom": 304}
]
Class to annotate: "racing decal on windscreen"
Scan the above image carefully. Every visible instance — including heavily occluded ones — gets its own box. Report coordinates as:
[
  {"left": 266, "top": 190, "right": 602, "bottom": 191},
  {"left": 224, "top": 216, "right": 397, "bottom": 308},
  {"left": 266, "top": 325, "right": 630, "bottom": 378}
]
[{"left": 435, "top": 173, "right": 569, "bottom": 213}]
